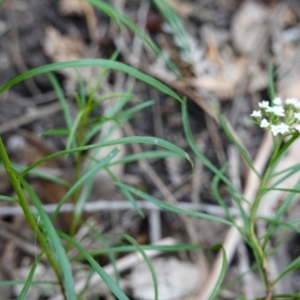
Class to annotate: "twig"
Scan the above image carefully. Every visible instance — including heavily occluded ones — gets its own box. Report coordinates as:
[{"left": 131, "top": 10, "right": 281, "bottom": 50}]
[
  {"left": 0, "top": 102, "right": 61, "bottom": 134},
  {"left": 0, "top": 200, "right": 239, "bottom": 217},
  {"left": 205, "top": 114, "right": 227, "bottom": 166},
  {"left": 11, "top": 25, "right": 41, "bottom": 95}
]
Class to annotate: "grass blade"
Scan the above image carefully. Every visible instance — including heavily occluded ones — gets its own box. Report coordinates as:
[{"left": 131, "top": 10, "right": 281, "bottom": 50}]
[
  {"left": 47, "top": 72, "right": 72, "bottom": 131},
  {"left": 115, "top": 182, "right": 237, "bottom": 228},
  {"left": 181, "top": 101, "right": 243, "bottom": 199},
  {"left": 22, "top": 136, "right": 193, "bottom": 176},
  {"left": 18, "top": 252, "right": 44, "bottom": 300},
  {"left": 52, "top": 147, "right": 120, "bottom": 223},
  {"left": 87, "top": 0, "right": 181, "bottom": 77},
  {"left": 58, "top": 230, "right": 130, "bottom": 300},
  {"left": 0, "top": 195, "right": 18, "bottom": 202},
  {"left": 13, "top": 171, "right": 75, "bottom": 300},
  {"left": 0, "top": 59, "right": 183, "bottom": 103},
  {"left": 107, "top": 168, "right": 144, "bottom": 217},
  {"left": 121, "top": 233, "right": 158, "bottom": 300},
  {"left": 208, "top": 244, "right": 227, "bottom": 300},
  {"left": 152, "top": 0, "right": 192, "bottom": 64},
  {"left": 218, "top": 111, "right": 260, "bottom": 178},
  {"left": 110, "top": 150, "right": 180, "bottom": 166},
  {"left": 71, "top": 243, "right": 202, "bottom": 261}
]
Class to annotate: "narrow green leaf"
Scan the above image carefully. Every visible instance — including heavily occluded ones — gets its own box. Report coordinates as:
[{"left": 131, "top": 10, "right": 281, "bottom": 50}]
[
  {"left": 66, "top": 110, "right": 85, "bottom": 151},
  {"left": 18, "top": 252, "right": 44, "bottom": 300},
  {"left": 273, "top": 254, "right": 300, "bottom": 287},
  {"left": 263, "top": 180, "right": 300, "bottom": 249},
  {"left": 58, "top": 230, "right": 130, "bottom": 300},
  {"left": 52, "top": 147, "right": 120, "bottom": 223},
  {"left": 218, "top": 111, "right": 260, "bottom": 179},
  {"left": 268, "top": 63, "right": 275, "bottom": 102},
  {"left": 0, "top": 280, "right": 58, "bottom": 287},
  {"left": 208, "top": 244, "right": 227, "bottom": 300},
  {"left": 120, "top": 233, "right": 158, "bottom": 300},
  {"left": 0, "top": 195, "right": 18, "bottom": 202},
  {"left": 110, "top": 150, "right": 180, "bottom": 166},
  {"left": 13, "top": 171, "right": 75, "bottom": 300},
  {"left": 152, "top": 0, "right": 192, "bottom": 64},
  {"left": 86, "top": 224, "right": 120, "bottom": 285},
  {"left": 107, "top": 168, "right": 144, "bottom": 217},
  {"left": 22, "top": 136, "right": 193, "bottom": 176},
  {"left": 87, "top": 0, "right": 181, "bottom": 77},
  {"left": 47, "top": 73, "right": 72, "bottom": 130},
  {"left": 7, "top": 163, "right": 71, "bottom": 188},
  {"left": 71, "top": 243, "right": 202, "bottom": 261},
  {"left": 0, "top": 59, "right": 183, "bottom": 103},
  {"left": 40, "top": 128, "right": 70, "bottom": 136},
  {"left": 181, "top": 102, "right": 244, "bottom": 199},
  {"left": 115, "top": 182, "right": 237, "bottom": 227},
  {"left": 75, "top": 68, "right": 86, "bottom": 108},
  {"left": 269, "top": 134, "right": 298, "bottom": 167}
]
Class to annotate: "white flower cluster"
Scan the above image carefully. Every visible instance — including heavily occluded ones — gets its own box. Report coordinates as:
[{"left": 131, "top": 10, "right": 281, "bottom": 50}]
[{"left": 250, "top": 97, "right": 300, "bottom": 136}]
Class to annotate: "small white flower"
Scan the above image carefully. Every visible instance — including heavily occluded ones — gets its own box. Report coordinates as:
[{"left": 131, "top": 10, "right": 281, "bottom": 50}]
[
  {"left": 278, "top": 123, "right": 290, "bottom": 134},
  {"left": 294, "top": 113, "right": 300, "bottom": 121},
  {"left": 258, "top": 101, "right": 269, "bottom": 109},
  {"left": 266, "top": 106, "right": 285, "bottom": 117},
  {"left": 250, "top": 110, "right": 262, "bottom": 118},
  {"left": 285, "top": 98, "right": 300, "bottom": 109},
  {"left": 273, "top": 97, "right": 282, "bottom": 106},
  {"left": 260, "top": 118, "right": 270, "bottom": 128},
  {"left": 271, "top": 125, "right": 280, "bottom": 136},
  {"left": 295, "top": 125, "right": 300, "bottom": 133},
  {"left": 271, "top": 123, "right": 290, "bottom": 136}
]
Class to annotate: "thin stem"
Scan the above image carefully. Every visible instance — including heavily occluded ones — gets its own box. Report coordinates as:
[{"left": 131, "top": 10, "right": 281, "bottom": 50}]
[
  {"left": 248, "top": 136, "right": 283, "bottom": 298},
  {"left": 0, "top": 136, "right": 66, "bottom": 299},
  {"left": 70, "top": 105, "right": 90, "bottom": 237}
]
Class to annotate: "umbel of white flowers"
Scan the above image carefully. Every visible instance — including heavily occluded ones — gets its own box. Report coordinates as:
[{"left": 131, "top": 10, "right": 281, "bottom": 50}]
[{"left": 250, "top": 97, "right": 300, "bottom": 136}]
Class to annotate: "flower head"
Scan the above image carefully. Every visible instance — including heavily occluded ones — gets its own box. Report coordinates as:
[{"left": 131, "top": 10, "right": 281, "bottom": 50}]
[
  {"left": 285, "top": 98, "right": 300, "bottom": 109},
  {"left": 258, "top": 101, "right": 269, "bottom": 109},
  {"left": 273, "top": 97, "right": 282, "bottom": 106},
  {"left": 271, "top": 123, "right": 289, "bottom": 136},
  {"left": 250, "top": 110, "right": 262, "bottom": 118},
  {"left": 252, "top": 97, "right": 300, "bottom": 136},
  {"left": 266, "top": 106, "right": 285, "bottom": 117},
  {"left": 260, "top": 118, "right": 270, "bottom": 128},
  {"left": 294, "top": 113, "right": 300, "bottom": 121}
]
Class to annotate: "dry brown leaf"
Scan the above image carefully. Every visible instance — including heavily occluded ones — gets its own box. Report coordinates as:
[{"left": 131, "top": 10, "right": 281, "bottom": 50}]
[
  {"left": 278, "top": 71, "right": 300, "bottom": 101},
  {"left": 165, "top": 0, "right": 194, "bottom": 17},
  {"left": 231, "top": 1, "right": 269, "bottom": 54},
  {"left": 248, "top": 63, "right": 268, "bottom": 93},
  {"left": 279, "top": 5, "right": 299, "bottom": 28},
  {"left": 59, "top": 0, "right": 86, "bottom": 15},
  {"left": 58, "top": 0, "right": 99, "bottom": 43},
  {"left": 189, "top": 58, "right": 247, "bottom": 99},
  {"left": 189, "top": 54, "right": 268, "bottom": 100},
  {"left": 43, "top": 26, "right": 99, "bottom": 93},
  {"left": 44, "top": 26, "right": 86, "bottom": 77}
]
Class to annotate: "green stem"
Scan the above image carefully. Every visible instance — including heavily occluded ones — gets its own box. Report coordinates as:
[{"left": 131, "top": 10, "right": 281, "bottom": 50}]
[
  {"left": 249, "top": 169, "right": 273, "bottom": 296},
  {"left": 69, "top": 106, "right": 90, "bottom": 237},
  {"left": 0, "top": 136, "right": 66, "bottom": 299},
  {"left": 248, "top": 136, "right": 283, "bottom": 298}
]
